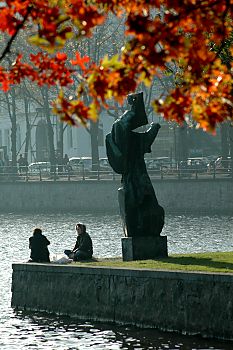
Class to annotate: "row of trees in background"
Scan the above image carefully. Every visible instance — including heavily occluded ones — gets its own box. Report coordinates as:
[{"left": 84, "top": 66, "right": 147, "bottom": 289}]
[{"left": 1, "top": 82, "right": 232, "bottom": 170}]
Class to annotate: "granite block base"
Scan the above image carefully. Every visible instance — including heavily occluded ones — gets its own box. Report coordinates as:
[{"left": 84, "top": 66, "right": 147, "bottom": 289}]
[{"left": 121, "top": 236, "right": 168, "bottom": 261}]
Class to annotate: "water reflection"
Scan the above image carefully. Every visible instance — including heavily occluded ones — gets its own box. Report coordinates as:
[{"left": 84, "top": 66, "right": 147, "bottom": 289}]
[
  {"left": 7, "top": 310, "right": 233, "bottom": 350},
  {"left": 1, "top": 213, "right": 233, "bottom": 349}
]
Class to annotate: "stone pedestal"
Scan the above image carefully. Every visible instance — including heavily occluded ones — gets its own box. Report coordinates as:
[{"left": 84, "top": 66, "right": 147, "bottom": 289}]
[{"left": 121, "top": 236, "right": 168, "bottom": 261}]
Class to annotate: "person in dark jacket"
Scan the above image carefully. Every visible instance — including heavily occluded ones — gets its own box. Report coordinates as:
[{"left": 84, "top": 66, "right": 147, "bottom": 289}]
[
  {"left": 64, "top": 223, "right": 93, "bottom": 261},
  {"left": 29, "top": 228, "right": 50, "bottom": 263}
]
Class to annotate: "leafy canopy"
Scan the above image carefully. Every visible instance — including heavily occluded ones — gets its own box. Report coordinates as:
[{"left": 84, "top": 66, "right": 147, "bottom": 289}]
[{"left": 0, "top": 0, "right": 232, "bottom": 131}]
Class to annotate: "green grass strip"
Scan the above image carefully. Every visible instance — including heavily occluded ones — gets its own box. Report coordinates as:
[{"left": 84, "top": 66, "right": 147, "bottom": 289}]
[{"left": 73, "top": 252, "right": 233, "bottom": 273}]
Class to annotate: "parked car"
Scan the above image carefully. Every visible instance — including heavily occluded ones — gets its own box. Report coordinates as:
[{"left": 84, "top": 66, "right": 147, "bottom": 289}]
[
  {"left": 207, "top": 156, "right": 231, "bottom": 173},
  {"left": 28, "top": 162, "right": 52, "bottom": 175},
  {"left": 69, "top": 157, "right": 112, "bottom": 173},
  {"left": 99, "top": 158, "right": 111, "bottom": 171},
  {"left": 179, "top": 160, "right": 192, "bottom": 177},
  {"left": 78, "top": 157, "right": 93, "bottom": 171},
  {"left": 144, "top": 158, "right": 152, "bottom": 168},
  {"left": 69, "top": 157, "right": 94, "bottom": 173},
  {"left": 147, "top": 157, "right": 176, "bottom": 173},
  {"left": 186, "top": 157, "right": 208, "bottom": 173},
  {"left": 68, "top": 157, "right": 81, "bottom": 172}
]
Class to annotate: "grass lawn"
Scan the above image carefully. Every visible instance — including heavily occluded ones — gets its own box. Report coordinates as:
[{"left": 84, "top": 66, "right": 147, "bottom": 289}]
[{"left": 73, "top": 252, "right": 233, "bottom": 274}]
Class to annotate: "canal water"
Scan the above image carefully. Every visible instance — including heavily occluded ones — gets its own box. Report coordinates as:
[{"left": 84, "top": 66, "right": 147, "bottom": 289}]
[{"left": 1, "top": 213, "right": 233, "bottom": 349}]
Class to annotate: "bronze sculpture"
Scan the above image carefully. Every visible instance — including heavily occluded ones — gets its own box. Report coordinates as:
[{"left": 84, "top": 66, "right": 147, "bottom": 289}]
[{"left": 106, "top": 92, "right": 165, "bottom": 238}]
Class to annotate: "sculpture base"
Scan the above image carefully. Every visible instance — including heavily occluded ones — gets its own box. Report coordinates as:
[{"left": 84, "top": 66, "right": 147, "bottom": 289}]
[{"left": 121, "top": 236, "right": 168, "bottom": 261}]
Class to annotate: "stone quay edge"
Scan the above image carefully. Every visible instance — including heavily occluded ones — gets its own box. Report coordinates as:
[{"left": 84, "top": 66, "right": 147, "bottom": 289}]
[{"left": 11, "top": 263, "right": 233, "bottom": 341}]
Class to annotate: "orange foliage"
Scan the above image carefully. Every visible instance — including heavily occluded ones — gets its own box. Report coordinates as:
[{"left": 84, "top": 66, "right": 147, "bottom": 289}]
[{"left": 0, "top": 0, "right": 232, "bottom": 130}]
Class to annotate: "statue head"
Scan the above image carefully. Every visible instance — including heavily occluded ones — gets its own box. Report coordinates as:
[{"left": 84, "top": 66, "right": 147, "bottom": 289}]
[{"left": 126, "top": 92, "right": 148, "bottom": 129}]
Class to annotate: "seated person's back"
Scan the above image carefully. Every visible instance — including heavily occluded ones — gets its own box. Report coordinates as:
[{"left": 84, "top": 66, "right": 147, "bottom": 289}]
[{"left": 29, "top": 228, "right": 50, "bottom": 262}]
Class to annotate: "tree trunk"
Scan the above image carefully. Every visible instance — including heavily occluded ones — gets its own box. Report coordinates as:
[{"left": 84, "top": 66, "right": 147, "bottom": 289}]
[
  {"left": 220, "top": 122, "right": 229, "bottom": 168},
  {"left": 90, "top": 120, "right": 99, "bottom": 170},
  {"left": 5, "top": 88, "right": 17, "bottom": 170},
  {"left": 57, "top": 120, "right": 64, "bottom": 158},
  {"left": 11, "top": 89, "right": 17, "bottom": 168},
  {"left": 229, "top": 125, "right": 233, "bottom": 180},
  {"left": 177, "top": 124, "right": 188, "bottom": 162},
  {"left": 42, "top": 86, "right": 56, "bottom": 171},
  {"left": 23, "top": 93, "right": 30, "bottom": 162}
]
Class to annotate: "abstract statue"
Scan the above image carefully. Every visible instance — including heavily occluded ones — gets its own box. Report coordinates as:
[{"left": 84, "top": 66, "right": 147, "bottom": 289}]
[{"left": 106, "top": 92, "right": 165, "bottom": 238}]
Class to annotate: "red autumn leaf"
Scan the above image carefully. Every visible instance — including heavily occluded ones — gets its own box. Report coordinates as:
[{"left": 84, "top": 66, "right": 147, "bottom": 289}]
[
  {"left": 56, "top": 52, "right": 67, "bottom": 61},
  {"left": 70, "top": 53, "right": 90, "bottom": 70}
]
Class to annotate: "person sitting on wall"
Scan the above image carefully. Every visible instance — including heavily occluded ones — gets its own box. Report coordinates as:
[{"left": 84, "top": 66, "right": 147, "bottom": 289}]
[
  {"left": 64, "top": 223, "right": 93, "bottom": 261},
  {"left": 29, "top": 228, "right": 50, "bottom": 263}
]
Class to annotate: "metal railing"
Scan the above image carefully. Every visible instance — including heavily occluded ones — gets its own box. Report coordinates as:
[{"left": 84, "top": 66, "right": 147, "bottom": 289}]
[{"left": 0, "top": 161, "right": 232, "bottom": 182}]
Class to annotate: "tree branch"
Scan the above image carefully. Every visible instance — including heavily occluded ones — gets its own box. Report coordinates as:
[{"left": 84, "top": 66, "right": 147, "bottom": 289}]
[{"left": 0, "top": 6, "right": 32, "bottom": 62}]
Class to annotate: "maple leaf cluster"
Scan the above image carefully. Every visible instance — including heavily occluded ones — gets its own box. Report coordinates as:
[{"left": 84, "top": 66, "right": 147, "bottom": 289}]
[
  {"left": 0, "top": 0, "right": 232, "bottom": 131},
  {"left": 0, "top": 52, "right": 73, "bottom": 92}
]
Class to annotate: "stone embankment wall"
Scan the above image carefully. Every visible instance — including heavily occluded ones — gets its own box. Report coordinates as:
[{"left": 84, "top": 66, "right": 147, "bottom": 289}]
[
  {"left": 1, "top": 179, "right": 233, "bottom": 214},
  {"left": 12, "top": 263, "right": 233, "bottom": 341}
]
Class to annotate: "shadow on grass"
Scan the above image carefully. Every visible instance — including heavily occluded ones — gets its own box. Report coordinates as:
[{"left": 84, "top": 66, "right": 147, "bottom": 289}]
[{"left": 158, "top": 256, "right": 233, "bottom": 271}]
